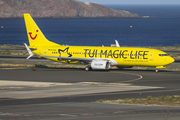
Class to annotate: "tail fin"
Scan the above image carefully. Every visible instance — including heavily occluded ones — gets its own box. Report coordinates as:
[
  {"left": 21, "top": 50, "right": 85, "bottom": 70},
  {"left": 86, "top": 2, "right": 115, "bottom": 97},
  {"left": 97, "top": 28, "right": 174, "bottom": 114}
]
[{"left": 24, "top": 13, "right": 59, "bottom": 47}]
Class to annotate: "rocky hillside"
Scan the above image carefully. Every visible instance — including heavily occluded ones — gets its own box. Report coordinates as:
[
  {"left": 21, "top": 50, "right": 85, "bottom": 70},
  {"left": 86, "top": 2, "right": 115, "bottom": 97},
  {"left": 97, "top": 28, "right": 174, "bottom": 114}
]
[{"left": 0, "top": 0, "right": 141, "bottom": 18}]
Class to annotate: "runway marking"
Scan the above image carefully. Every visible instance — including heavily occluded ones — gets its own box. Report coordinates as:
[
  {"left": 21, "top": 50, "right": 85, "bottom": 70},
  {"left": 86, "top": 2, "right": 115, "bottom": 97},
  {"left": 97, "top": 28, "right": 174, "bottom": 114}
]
[
  {"left": 76, "top": 82, "right": 130, "bottom": 85},
  {"left": 59, "top": 114, "right": 77, "bottom": 117},
  {"left": 0, "top": 71, "right": 143, "bottom": 87},
  {"left": 111, "top": 71, "right": 143, "bottom": 83}
]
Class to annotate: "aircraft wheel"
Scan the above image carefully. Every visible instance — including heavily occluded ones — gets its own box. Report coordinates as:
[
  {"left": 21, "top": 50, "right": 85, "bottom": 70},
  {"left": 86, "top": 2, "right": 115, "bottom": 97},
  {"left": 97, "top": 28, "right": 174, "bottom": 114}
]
[
  {"left": 85, "top": 66, "right": 91, "bottom": 71},
  {"left": 155, "top": 69, "right": 159, "bottom": 73}
]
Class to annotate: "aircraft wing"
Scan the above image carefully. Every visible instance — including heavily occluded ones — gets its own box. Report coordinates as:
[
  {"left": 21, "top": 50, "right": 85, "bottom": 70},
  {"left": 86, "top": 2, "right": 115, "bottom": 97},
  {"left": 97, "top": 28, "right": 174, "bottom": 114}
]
[
  {"left": 40, "top": 55, "right": 93, "bottom": 64},
  {"left": 40, "top": 55, "right": 92, "bottom": 61},
  {"left": 39, "top": 55, "right": 111, "bottom": 64}
]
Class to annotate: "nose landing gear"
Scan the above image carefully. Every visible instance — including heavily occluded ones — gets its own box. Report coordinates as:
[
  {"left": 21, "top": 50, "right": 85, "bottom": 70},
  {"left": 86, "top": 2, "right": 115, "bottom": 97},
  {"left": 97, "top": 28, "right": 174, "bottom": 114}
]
[{"left": 155, "top": 66, "right": 166, "bottom": 73}]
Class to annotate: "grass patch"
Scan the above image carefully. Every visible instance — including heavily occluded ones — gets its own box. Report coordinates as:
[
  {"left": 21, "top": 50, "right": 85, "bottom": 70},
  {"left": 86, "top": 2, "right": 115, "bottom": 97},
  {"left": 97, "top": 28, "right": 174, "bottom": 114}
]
[
  {"left": 0, "top": 63, "right": 85, "bottom": 69},
  {"left": 97, "top": 95, "right": 180, "bottom": 106},
  {"left": 34, "top": 64, "right": 48, "bottom": 68},
  {"left": 0, "top": 64, "right": 34, "bottom": 67},
  {"left": 0, "top": 50, "right": 28, "bottom": 55},
  {"left": 170, "top": 54, "right": 180, "bottom": 59},
  {"left": 0, "top": 44, "right": 24, "bottom": 48},
  {"left": 147, "top": 45, "right": 180, "bottom": 51}
]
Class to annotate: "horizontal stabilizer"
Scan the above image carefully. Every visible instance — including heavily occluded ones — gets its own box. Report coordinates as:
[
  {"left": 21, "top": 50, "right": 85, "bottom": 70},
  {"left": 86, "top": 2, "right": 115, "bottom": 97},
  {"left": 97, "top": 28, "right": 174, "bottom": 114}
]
[{"left": 24, "top": 43, "right": 34, "bottom": 60}]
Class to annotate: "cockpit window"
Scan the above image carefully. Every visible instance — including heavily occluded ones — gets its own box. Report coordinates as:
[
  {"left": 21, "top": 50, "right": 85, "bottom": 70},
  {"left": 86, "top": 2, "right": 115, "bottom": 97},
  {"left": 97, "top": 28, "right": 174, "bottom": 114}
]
[{"left": 159, "top": 54, "right": 169, "bottom": 56}]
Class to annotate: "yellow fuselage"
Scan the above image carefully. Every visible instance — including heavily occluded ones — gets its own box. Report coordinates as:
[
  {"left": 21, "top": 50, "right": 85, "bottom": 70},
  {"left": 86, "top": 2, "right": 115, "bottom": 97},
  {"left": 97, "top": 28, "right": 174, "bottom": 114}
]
[{"left": 33, "top": 45, "right": 174, "bottom": 69}]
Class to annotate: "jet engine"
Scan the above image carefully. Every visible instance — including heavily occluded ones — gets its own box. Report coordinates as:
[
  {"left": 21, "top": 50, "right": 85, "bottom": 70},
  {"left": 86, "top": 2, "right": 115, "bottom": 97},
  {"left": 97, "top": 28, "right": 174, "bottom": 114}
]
[{"left": 91, "top": 60, "right": 111, "bottom": 70}]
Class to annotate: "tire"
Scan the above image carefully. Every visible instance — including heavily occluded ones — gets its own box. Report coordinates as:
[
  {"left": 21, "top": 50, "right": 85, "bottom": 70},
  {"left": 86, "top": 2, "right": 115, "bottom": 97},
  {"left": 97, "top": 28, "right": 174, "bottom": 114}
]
[
  {"left": 105, "top": 62, "right": 110, "bottom": 70},
  {"left": 85, "top": 66, "right": 91, "bottom": 71}
]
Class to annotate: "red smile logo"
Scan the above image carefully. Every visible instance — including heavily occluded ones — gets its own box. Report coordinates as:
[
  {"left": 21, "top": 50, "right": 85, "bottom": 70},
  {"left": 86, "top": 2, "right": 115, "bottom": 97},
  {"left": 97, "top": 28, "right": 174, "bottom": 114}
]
[{"left": 29, "top": 30, "right": 38, "bottom": 40}]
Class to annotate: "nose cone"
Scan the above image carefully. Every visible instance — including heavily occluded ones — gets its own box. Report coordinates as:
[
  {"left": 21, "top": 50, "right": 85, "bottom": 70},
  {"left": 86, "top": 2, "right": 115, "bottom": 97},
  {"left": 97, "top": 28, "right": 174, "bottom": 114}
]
[{"left": 168, "top": 57, "right": 175, "bottom": 64}]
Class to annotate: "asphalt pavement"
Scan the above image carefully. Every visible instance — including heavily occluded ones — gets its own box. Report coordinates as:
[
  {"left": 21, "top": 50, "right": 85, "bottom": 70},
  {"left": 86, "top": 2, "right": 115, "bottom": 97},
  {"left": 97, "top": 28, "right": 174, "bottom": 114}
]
[{"left": 0, "top": 67, "right": 180, "bottom": 119}]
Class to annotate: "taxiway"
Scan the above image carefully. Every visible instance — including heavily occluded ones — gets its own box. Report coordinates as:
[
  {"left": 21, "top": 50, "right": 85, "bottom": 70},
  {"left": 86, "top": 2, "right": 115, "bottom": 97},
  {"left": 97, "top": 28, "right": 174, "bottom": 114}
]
[{"left": 0, "top": 67, "right": 180, "bottom": 120}]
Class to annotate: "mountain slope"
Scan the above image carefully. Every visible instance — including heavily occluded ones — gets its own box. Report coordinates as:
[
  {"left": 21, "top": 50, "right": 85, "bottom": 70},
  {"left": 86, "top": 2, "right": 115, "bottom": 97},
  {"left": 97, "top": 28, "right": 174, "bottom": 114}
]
[{"left": 0, "top": 0, "right": 141, "bottom": 18}]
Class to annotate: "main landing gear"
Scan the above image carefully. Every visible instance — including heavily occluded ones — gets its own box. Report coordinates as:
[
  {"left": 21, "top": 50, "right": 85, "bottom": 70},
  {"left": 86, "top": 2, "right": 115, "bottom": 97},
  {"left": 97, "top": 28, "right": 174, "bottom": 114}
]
[{"left": 85, "top": 65, "right": 92, "bottom": 71}]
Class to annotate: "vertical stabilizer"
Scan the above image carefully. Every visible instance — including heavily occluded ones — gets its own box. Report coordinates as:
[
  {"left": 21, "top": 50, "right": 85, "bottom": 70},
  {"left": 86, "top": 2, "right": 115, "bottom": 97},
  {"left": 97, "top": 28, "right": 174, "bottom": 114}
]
[{"left": 24, "top": 13, "right": 59, "bottom": 47}]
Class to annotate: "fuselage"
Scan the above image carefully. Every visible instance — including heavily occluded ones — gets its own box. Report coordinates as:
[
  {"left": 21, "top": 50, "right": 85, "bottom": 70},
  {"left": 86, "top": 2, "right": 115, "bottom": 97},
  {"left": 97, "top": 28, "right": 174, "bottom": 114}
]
[{"left": 33, "top": 45, "right": 174, "bottom": 68}]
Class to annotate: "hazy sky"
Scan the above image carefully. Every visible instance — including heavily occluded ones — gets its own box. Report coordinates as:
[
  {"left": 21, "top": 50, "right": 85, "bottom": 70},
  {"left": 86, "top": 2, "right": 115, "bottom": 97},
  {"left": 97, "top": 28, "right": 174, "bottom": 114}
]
[{"left": 77, "top": 0, "right": 180, "bottom": 5}]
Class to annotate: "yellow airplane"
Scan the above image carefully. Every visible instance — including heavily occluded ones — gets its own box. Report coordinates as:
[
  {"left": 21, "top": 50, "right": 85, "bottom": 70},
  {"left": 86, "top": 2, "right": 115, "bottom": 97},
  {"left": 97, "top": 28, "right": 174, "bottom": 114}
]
[{"left": 24, "top": 13, "right": 174, "bottom": 72}]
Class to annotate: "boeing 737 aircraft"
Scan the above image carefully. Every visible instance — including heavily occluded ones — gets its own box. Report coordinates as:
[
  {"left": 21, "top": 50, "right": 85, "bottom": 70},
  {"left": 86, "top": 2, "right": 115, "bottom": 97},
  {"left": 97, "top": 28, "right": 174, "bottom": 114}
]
[{"left": 24, "top": 13, "right": 174, "bottom": 72}]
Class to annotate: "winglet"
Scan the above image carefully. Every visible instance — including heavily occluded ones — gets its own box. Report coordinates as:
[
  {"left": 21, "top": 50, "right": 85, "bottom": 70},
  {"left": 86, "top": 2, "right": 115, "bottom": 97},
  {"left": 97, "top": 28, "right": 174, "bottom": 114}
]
[
  {"left": 24, "top": 43, "right": 34, "bottom": 60},
  {"left": 115, "top": 40, "right": 120, "bottom": 47}
]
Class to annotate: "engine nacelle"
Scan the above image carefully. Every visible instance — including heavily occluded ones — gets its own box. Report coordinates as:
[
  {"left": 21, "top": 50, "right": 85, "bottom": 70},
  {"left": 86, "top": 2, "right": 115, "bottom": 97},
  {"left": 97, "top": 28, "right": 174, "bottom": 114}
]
[{"left": 91, "top": 60, "right": 110, "bottom": 70}]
